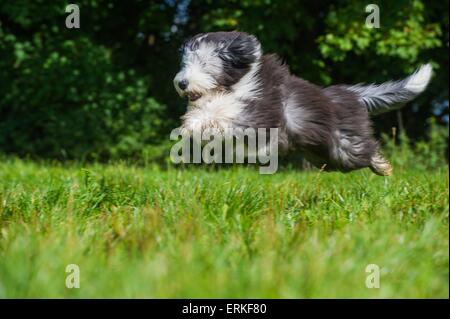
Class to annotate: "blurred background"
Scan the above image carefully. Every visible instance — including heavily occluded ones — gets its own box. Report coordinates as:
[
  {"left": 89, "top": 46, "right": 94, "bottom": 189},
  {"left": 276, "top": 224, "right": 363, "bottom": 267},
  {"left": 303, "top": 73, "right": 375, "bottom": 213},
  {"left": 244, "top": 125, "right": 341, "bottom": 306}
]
[{"left": 0, "top": 0, "right": 448, "bottom": 163}]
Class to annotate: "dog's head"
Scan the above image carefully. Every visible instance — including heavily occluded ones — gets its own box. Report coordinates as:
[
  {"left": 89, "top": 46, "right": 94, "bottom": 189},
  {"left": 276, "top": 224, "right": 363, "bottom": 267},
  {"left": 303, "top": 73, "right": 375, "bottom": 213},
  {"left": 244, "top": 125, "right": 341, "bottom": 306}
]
[{"left": 174, "top": 31, "right": 262, "bottom": 103}]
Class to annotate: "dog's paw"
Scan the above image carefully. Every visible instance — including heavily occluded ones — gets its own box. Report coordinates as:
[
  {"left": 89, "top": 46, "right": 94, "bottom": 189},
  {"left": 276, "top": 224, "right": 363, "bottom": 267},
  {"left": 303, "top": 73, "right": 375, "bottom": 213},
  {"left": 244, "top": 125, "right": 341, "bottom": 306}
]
[{"left": 370, "top": 153, "right": 393, "bottom": 176}]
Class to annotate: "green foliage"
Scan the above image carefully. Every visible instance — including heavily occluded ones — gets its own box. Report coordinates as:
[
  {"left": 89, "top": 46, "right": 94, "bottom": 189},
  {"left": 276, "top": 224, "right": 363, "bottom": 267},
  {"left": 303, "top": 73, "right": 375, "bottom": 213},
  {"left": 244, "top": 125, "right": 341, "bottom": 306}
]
[
  {"left": 0, "top": 160, "right": 448, "bottom": 297},
  {"left": 382, "top": 117, "right": 448, "bottom": 170},
  {"left": 0, "top": 1, "right": 168, "bottom": 160},
  {"left": 318, "top": 0, "right": 442, "bottom": 64}
]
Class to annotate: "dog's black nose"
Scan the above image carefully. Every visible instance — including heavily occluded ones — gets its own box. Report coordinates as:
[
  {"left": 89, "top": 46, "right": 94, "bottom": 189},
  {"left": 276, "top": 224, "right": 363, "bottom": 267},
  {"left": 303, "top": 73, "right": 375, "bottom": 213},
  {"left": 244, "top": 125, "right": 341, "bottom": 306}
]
[{"left": 178, "top": 79, "right": 188, "bottom": 90}]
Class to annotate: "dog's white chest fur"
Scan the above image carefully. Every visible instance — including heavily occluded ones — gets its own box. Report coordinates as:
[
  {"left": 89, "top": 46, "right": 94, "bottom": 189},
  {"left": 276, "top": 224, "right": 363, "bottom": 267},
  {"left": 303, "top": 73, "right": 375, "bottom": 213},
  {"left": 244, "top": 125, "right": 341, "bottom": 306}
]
[
  {"left": 181, "top": 92, "right": 245, "bottom": 132},
  {"left": 180, "top": 61, "right": 262, "bottom": 133}
]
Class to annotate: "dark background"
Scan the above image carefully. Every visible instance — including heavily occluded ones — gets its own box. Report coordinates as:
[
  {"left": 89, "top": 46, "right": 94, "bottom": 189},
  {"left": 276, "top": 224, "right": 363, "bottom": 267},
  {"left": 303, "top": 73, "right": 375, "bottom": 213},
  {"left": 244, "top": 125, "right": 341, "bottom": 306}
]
[{"left": 0, "top": 0, "right": 448, "bottom": 162}]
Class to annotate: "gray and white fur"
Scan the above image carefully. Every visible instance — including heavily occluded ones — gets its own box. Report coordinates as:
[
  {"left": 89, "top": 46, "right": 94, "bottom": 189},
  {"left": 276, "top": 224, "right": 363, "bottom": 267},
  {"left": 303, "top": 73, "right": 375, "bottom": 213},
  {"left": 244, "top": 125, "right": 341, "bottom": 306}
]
[{"left": 173, "top": 31, "right": 433, "bottom": 175}]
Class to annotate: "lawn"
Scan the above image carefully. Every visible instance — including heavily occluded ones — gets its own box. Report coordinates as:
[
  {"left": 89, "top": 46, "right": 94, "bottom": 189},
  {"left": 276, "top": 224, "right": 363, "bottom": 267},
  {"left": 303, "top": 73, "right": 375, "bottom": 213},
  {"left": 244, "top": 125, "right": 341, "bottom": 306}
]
[{"left": 0, "top": 159, "right": 448, "bottom": 298}]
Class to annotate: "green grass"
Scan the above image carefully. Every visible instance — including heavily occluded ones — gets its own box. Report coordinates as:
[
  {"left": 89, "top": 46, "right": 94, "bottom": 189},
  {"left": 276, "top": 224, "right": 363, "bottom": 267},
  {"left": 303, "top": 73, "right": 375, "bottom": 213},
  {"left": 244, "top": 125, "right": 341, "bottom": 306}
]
[{"left": 0, "top": 159, "right": 448, "bottom": 298}]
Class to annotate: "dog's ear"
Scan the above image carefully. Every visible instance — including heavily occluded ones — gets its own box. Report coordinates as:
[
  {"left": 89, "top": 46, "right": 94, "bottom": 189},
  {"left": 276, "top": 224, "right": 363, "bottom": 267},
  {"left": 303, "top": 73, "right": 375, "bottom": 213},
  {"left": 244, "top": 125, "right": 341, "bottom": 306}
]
[{"left": 219, "top": 33, "right": 261, "bottom": 68}]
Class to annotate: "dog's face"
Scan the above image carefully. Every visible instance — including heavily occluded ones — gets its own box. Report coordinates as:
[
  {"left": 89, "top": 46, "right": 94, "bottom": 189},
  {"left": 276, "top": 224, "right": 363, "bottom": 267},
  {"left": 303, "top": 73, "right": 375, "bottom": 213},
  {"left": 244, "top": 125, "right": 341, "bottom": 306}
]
[{"left": 174, "top": 32, "right": 261, "bottom": 103}]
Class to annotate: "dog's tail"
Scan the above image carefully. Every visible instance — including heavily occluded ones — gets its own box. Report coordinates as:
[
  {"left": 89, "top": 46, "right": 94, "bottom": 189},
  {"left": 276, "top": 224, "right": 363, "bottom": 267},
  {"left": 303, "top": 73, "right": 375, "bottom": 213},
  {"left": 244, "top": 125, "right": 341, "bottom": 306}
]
[{"left": 345, "top": 64, "right": 433, "bottom": 115}]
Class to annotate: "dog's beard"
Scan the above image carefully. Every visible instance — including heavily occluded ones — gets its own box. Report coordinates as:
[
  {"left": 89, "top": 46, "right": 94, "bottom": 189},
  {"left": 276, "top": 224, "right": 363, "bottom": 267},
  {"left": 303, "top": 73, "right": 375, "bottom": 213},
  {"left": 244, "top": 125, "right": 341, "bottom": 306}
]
[
  {"left": 186, "top": 92, "right": 202, "bottom": 102},
  {"left": 185, "top": 87, "right": 226, "bottom": 108}
]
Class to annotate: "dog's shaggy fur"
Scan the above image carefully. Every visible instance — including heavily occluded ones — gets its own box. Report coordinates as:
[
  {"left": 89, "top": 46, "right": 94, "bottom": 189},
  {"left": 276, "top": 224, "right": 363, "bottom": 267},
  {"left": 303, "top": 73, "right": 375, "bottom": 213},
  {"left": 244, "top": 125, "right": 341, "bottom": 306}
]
[{"left": 174, "top": 31, "right": 433, "bottom": 175}]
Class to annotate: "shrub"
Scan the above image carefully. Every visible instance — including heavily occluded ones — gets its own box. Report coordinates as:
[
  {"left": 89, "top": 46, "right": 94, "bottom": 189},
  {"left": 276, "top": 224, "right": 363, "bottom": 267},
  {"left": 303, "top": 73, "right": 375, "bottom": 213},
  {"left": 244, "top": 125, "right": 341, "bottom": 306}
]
[
  {"left": 382, "top": 117, "right": 448, "bottom": 170},
  {"left": 0, "top": 30, "right": 165, "bottom": 161}
]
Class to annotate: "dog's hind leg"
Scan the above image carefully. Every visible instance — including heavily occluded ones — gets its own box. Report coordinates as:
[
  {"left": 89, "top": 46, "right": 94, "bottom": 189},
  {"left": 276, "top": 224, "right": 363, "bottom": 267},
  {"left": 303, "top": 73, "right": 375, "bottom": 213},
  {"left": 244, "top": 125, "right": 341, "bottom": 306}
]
[{"left": 370, "top": 151, "right": 392, "bottom": 176}]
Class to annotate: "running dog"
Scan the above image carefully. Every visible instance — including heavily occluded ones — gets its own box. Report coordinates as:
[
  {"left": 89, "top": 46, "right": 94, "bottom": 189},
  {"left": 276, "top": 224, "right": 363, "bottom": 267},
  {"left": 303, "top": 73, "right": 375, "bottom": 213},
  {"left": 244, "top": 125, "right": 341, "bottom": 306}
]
[{"left": 173, "top": 31, "right": 432, "bottom": 175}]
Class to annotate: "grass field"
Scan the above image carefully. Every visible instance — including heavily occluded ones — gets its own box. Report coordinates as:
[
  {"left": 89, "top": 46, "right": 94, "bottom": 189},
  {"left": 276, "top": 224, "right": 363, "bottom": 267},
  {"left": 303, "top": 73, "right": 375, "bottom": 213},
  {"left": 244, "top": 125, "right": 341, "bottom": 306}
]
[{"left": 0, "top": 159, "right": 448, "bottom": 298}]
